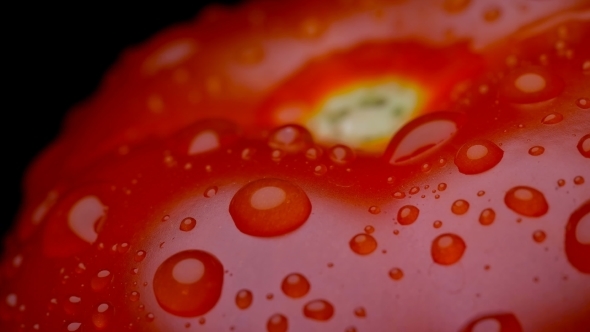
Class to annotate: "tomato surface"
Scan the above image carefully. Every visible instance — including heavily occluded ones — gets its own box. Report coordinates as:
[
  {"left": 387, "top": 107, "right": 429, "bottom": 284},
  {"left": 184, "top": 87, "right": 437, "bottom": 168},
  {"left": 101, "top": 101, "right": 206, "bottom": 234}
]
[{"left": 2, "top": 0, "right": 590, "bottom": 331}]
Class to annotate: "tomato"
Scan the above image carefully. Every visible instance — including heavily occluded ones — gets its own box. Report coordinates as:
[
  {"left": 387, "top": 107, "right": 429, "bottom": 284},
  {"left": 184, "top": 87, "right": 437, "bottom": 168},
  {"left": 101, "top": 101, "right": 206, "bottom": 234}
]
[{"left": 2, "top": 0, "right": 590, "bottom": 331}]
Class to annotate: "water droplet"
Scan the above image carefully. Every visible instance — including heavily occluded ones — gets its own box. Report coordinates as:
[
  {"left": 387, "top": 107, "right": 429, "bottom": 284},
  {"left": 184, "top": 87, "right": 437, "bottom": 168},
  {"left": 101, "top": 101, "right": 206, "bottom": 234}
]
[
  {"left": 313, "top": 164, "right": 328, "bottom": 176},
  {"left": 504, "top": 186, "right": 548, "bottom": 217},
  {"left": 268, "top": 125, "right": 313, "bottom": 153},
  {"left": 389, "top": 268, "right": 404, "bottom": 280},
  {"left": 576, "top": 97, "right": 590, "bottom": 109},
  {"left": 235, "top": 289, "right": 253, "bottom": 309},
  {"left": 229, "top": 178, "right": 311, "bottom": 237},
  {"left": 541, "top": 113, "right": 563, "bottom": 125},
  {"left": 281, "top": 273, "right": 310, "bottom": 298},
  {"left": 177, "top": 119, "right": 238, "bottom": 156},
  {"left": 557, "top": 179, "right": 566, "bottom": 187},
  {"left": 421, "top": 163, "right": 432, "bottom": 172},
  {"left": 578, "top": 134, "right": 590, "bottom": 158},
  {"left": 433, "top": 220, "right": 443, "bottom": 228},
  {"left": 305, "top": 147, "right": 323, "bottom": 160},
  {"left": 443, "top": 0, "right": 471, "bottom": 13},
  {"left": 385, "top": 112, "right": 463, "bottom": 165},
  {"left": 451, "top": 199, "right": 470, "bottom": 215},
  {"left": 129, "top": 291, "right": 140, "bottom": 302},
  {"left": 574, "top": 176, "right": 585, "bottom": 185},
  {"left": 199, "top": 317, "right": 206, "bottom": 325},
  {"left": 431, "top": 233, "right": 466, "bottom": 265},
  {"left": 135, "top": 250, "right": 146, "bottom": 262},
  {"left": 528, "top": 146, "right": 545, "bottom": 156},
  {"left": 349, "top": 234, "right": 377, "bottom": 255},
  {"left": 368, "top": 206, "right": 380, "bottom": 214},
  {"left": 397, "top": 205, "right": 419, "bottom": 225},
  {"left": 477, "top": 190, "right": 485, "bottom": 197},
  {"left": 364, "top": 225, "right": 375, "bottom": 234},
  {"left": 145, "top": 313, "right": 155, "bottom": 322},
  {"left": 67, "top": 322, "right": 82, "bottom": 331},
  {"left": 303, "top": 299, "right": 334, "bottom": 321},
  {"left": 153, "top": 250, "right": 224, "bottom": 317},
  {"left": 204, "top": 186, "right": 218, "bottom": 198},
  {"left": 91, "top": 270, "right": 112, "bottom": 292},
  {"left": 438, "top": 183, "right": 447, "bottom": 191},
  {"left": 409, "top": 186, "right": 420, "bottom": 195},
  {"left": 393, "top": 191, "right": 406, "bottom": 199},
  {"left": 454, "top": 139, "right": 504, "bottom": 174},
  {"left": 461, "top": 313, "right": 522, "bottom": 332},
  {"left": 162, "top": 215, "right": 170, "bottom": 222},
  {"left": 92, "top": 302, "right": 113, "bottom": 330},
  {"left": 565, "top": 201, "right": 590, "bottom": 273},
  {"left": 533, "top": 230, "right": 546, "bottom": 243},
  {"left": 328, "top": 145, "right": 355, "bottom": 165},
  {"left": 64, "top": 295, "right": 82, "bottom": 315},
  {"left": 483, "top": 7, "right": 501, "bottom": 22},
  {"left": 354, "top": 307, "right": 366, "bottom": 317},
  {"left": 179, "top": 217, "right": 197, "bottom": 232},
  {"left": 267, "top": 314, "right": 288, "bottom": 332},
  {"left": 479, "top": 209, "right": 496, "bottom": 226},
  {"left": 499, "top": 67, "right": 564, "bottom": 103}
]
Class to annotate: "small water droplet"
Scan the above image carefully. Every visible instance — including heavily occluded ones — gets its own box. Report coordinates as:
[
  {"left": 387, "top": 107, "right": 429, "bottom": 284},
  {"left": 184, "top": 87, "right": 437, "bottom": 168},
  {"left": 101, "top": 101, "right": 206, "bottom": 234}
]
[
  {"left": 557, "top": 179, "right": 566, "bottom": 187},
  {"left": 354, "top": 306, "right": 366, "bottom": 317},
  {"left": 281, "top": 273, "right": 310, "bottom": 298},
  {"left": 267, "top": 313, "right": 288, "bottom": 332},
  {"left": 368, "top": 206, "right": 380, "bottom": 214},
  {"left": 576, "top": 98, "right": 589, "bottom": 109},
  {"left": 437, "top": 183, "right": 447, "bottom": 191},
  {"left": 477, "top": 190, "right": 485, "bottom": 197},
  {"left": 129, "top": 291, "right": 140, "bottom": 302},
  {"left": 235, "top": 289, "right": 253, "bottom": 309},
  {"left": 397, "top": 205, "right": 419, "bottom": 225},
  {"left": 528, "top": 146, "right": 545, "bottom": 156},
  {"left": 504, "top": 186, "right": 548, "bottom": 217},
  {"left": 145, "top": 313, "right": 155, "bottom": 322},
  {"left": 313, "top": 164, "right": 328, "bottom": 176},
  {"left": 479, "top": 209, "right": 496, "bottom": 226},
  {"left": 229, "top": 178, "right": 311, "bottom": 237},
  {"left": 162, "top": 215, "right": 170, "bottom": 222},
  {"left": 409, "top": 186, "right": 420, "bottom": 195},
  {"left": 533, "top": 230, "right": 546, "bottom": 243},
  {"left": 393, "top": 191, "right": 406, "bottom": 199},
  {"left": 67, "top": 322, "right": 82, "bottom": 331},
  {"left": 179, "top": 217, "right": 197, "bottom": 232},
  {"left": 574, "top": 176, "right": 585, "bottom": 185},
  {"left": 431, "top": 233, "right": 466, "bottom": 265},
  {"left": 578, "top": 134, "right": 590, "bottom": 158},
  {"left": 135, "top": 250, "right": 146, "bottom": 262},
  {"left": 433, "top": 220, "right": 443, "bottom": 228},
  {"left": 268, "top": 125, "right": 313, "bottom": 153},
  {"left": 328, "top": 145, "right": 355, "bottom": 164},
  {"left": 451, "top": 199, "right": 470, "bottom": 215},
  {"left": 153, "top": 250, "right": 224, "bottom": 317},
  {"left": 350, "top": 234, "right": 377, "bottom": 255},
  {"left": 386, "top": 177, "right": 395, "bottom": 185},
  {"left": 305, "top": 147, "right": 323, "bottom": 160},
  {"left": 499, "top": 67, "right": 564, "bottom": 103},
  {"left": 421, "top": 163, "right": 432, "bottom": 172},
  {"left": 303, "top": 299, "right": 334, "bottom": 321},
  {"left": 364, "top": 225, "right": 375, "bottom": 234},
  {"left": 389, "top": 267, "right": 404, "bottom": 280},
  {"left": 541, "top": 113, "right": 563, "bottom": 125},
  {"left": 91, "top": 270, "right": 112, "bottom": 292},
  {"left": 204, "top": 186, "right": 218, "bottom": 198},
  {"left": 454, "top": 139, "right": 504, "bottom": 174},
  {"left": 92, "top": 302, "right": 113, "bottom": 329}
]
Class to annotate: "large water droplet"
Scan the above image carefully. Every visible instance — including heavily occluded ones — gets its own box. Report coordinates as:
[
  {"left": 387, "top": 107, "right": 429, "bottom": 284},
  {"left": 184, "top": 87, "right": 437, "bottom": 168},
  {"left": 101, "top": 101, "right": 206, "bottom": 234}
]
[
  {"left": 454, "top": 139, "right": 503, "bottom": 175},
  {"left": 153, "top": 250, "right": 224, "bottom": 317},
  {"left": 235, "top": 289, "right": 253, "bottom": 309},
  {"left": 574, "top": 176, "right": 585, "bottom": 185},
  {"left": 135, "top": 250, "right": 146, "bottom": 262},
  {"left": 504, "top": 186, "right": 548, "bottom": 217},
  {"left": 91, "top": 303, "right": 113, "bottom": 330},
  {"left": 281, "top": 273, "right": 310, "bottom": 298},
  {"left": 91, "top": 270, "right": 112, "bottom": 292},
  {"left": 229, "top": 178, "right": 311, "bottom": 237},
  {"left": 565, "top": 201, "right": 590, "bottom": 273},
  {"left": 303, "top": 299, "right": 334, "bottom": 321},
  {"left": 384, "top": 112, "right": 463, "bottom": 165},
  {"left": 179, "top": 217, "right": 197, "bottom": 232},
  {"left": 451, "top": 199, "right": 470, "bottom": 215},
  {"left": 431, "top": 233, "right": 466, "bottom": 265},
  {"left": 397, "top": 205, "right": 419, "bottom": 225},
  {"left": 268, "top": 125, "right": 313, "bottom": 153},
  {"left": 499, "top": 67, "right": 564, "bottom": 104},
  {"left": 578, "top": 135, "right": 590, "bottom": 158},
  {"left": 349, "top": 234, "right": 377, "bottom": 255},
  {"left": 267, "top": 314, "right": 288, "bottom": 332},
  {"left": 479, "top": 209, "right": 495, "bottom": 226},
  {"left": 460, "top": 313, "right": 522, "bottom": 332},
  {"left": 528, "top": 146, "right": 545, "bottom": 156}
]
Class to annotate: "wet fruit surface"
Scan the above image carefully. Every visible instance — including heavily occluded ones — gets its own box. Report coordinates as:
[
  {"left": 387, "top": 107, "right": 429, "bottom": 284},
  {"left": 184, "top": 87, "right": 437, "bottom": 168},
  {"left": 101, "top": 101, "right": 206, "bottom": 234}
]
[{"left": 2, "top": 0, "right": 590, "bottom": 331}]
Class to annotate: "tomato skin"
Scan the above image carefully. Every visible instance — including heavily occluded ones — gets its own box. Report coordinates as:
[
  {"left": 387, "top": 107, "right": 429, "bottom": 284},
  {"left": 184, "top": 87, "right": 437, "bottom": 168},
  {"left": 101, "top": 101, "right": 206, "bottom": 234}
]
[{"left": 3, "top": 1, "right": 590, "bottom": 331}]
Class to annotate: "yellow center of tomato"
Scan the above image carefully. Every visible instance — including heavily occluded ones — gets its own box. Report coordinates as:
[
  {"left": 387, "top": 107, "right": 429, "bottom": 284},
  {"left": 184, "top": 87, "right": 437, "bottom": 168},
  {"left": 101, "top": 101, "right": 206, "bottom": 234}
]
[{"left": 304, "top": 79, "right": 424, "bottom": 152}]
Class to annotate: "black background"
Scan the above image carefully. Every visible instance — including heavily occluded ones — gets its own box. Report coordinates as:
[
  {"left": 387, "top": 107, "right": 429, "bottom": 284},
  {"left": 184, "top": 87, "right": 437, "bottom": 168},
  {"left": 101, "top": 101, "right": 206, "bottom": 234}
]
[{"left": 4, "top": 1, "right": 242, "bottom": 239}]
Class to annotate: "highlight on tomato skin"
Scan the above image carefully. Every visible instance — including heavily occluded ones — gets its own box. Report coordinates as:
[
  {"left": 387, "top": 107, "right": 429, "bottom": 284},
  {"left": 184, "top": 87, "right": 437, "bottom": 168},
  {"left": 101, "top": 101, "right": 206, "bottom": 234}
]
[{"left": 2, "top": 0, "right": 590, "bottom": 331}]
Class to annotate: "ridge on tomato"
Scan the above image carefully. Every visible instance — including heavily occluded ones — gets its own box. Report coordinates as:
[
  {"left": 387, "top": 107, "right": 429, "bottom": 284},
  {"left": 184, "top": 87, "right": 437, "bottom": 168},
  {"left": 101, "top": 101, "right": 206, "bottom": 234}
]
[{"left": 2, "top": 0, "right": 590, "bottom": 331}]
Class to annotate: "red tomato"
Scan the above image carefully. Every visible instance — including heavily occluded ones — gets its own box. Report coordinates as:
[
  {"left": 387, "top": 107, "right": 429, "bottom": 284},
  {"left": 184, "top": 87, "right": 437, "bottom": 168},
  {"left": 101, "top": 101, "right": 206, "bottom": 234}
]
[{"left": 2, "top": 0, "right": 590, "bottom": 331}]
